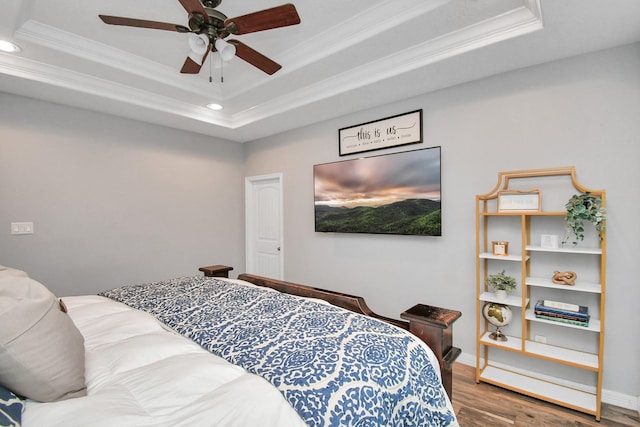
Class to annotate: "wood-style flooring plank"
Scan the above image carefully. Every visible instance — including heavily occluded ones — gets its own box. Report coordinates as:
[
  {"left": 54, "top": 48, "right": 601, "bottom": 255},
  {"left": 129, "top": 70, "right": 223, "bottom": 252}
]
[{"left": 452, "top": 363, "right": 640, "bottom": 427}]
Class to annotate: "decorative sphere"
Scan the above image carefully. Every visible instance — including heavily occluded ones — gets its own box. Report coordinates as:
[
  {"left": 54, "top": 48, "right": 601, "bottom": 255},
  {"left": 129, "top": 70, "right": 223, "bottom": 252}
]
[{"left": 482, "top": 303, "right": 513, "bottom": 328}]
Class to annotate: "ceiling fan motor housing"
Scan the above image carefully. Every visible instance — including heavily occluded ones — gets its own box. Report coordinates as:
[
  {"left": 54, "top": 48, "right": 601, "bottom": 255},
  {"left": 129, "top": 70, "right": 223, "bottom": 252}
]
[
  {"left": 189, "top": 8, "right": 230, "bottom": 48},
  {"left": 201, "top": 0, "right": 222, "bottom": 8}
]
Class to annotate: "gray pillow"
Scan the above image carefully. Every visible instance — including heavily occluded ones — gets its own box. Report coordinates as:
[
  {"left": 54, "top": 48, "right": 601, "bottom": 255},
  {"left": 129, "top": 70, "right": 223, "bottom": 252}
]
[
  {"left": 0, "top": 268, "right": 87, "bottom": 402},
  {"left": 0, "top": 266, "right": 28, "bottom": 277}
]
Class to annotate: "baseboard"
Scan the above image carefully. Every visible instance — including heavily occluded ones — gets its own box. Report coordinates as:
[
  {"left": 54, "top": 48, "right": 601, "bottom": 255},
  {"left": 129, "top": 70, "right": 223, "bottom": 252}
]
[
  {"left": 456, "top": 352, "right": 639, "bottom": 413},
  {"left": 602, "top": 389, "right": 640, "bottom": 414}
]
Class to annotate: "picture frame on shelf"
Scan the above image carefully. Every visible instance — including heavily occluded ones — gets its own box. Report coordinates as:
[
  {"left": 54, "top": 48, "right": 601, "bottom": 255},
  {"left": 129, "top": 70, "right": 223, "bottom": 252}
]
[
  {"left": 492, "top": 241, "right": 509, "bottom": 256},
  {"left": 540, "top": 234, "right": 560, "bottom": 249},
  {"left": 498, "top": 190, "right": 541, "bottom": 212}
]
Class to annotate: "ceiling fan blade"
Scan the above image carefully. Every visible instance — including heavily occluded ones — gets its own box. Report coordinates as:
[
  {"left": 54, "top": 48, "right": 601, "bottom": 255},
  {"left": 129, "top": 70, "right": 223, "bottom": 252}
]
[
  {"left": 180, "top": 57, "right": 202, "bottom": 74},
  {"left": 178, "top": 0, "right": 209, "bottom": 21},
  {"left": 180, "top": 43, "right": 212, "bottom": 74},
  {"left": 225, "top": 4, "right": 300, "bottom": 35},
  {"left": 228, "top": 40, "right": 282, "bottom": 75},
  {"left": 99, "top": 15, "right": 189, "bottom": 32}
]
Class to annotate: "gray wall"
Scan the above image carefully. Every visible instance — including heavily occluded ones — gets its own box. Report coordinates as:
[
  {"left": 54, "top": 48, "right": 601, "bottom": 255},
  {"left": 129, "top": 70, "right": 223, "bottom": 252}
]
[
  {"left": 1, "top": 42, "right": 638, "bottom": 405},
  {"left": 244, "top": 43, "right": 640, "bottom": 402},
  {"left": 0, "top": 94, "right": 245, "bottom": 295}
]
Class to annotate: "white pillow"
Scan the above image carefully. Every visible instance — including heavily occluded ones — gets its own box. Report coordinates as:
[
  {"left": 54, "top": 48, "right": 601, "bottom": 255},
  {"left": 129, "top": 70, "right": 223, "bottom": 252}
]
[{"left": 0, "top": 268, "right": 87, "bottom": 402}]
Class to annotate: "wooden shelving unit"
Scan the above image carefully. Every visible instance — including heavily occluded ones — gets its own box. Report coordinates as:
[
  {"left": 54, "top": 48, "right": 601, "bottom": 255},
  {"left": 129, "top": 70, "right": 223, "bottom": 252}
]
[{"left": 475, "top": 166, "right": 606, "bottom": 420}]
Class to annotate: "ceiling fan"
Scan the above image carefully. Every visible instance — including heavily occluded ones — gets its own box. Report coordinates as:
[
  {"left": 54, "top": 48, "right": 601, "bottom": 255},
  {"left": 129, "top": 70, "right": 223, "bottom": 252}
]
[{"left": 99, "top": 0, "right": 301, "bottom": 75}]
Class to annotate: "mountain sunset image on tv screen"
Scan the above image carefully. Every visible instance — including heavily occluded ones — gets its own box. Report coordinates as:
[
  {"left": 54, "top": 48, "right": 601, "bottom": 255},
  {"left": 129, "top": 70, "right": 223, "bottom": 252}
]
[{"left": 314, "top": 146, "right": 441, "bottom": 236}]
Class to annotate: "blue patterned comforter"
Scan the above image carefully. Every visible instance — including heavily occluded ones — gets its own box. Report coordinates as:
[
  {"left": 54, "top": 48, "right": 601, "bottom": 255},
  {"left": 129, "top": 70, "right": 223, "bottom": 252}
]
[{"left": 99, "top": 276, "right": 456, "bottom": 427}]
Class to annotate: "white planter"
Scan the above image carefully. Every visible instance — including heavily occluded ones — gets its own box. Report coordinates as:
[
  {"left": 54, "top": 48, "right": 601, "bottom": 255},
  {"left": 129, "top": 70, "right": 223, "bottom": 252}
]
[{"left": 494, "top": 290, "right": 507, "bottom": 300}]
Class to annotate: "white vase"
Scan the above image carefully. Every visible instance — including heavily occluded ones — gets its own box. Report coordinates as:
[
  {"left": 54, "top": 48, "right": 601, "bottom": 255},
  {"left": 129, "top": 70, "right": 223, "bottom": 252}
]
[{"left": 494, "top": 290, "right": 507, "bottom": 300}]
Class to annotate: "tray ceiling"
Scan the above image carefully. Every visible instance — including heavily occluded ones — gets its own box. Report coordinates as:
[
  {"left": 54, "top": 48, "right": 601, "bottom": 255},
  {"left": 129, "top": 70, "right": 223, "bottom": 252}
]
[{"left": 1, "top": 0, "right": 639, "bottom": 142}]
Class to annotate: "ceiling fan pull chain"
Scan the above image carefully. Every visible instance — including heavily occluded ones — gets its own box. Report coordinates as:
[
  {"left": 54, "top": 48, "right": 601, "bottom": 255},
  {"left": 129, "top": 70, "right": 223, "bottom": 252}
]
[
  {"left": 220, "top": 54, "right": 224, "bottom": 83},
  {"left": 209, "top": 52, "right": 213, "bottom": 83}
]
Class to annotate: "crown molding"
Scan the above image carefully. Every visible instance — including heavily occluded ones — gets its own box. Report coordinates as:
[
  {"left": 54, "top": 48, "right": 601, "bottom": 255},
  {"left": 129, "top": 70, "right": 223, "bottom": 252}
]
[
  {"left": 223, "top": 0, "right": 452, "bottom": 100},
  {"left": 4, "top": 0, "right": 542, "bottom": 132},
  {"left": 0, "top": 54, "right": 233, "bottom": 127},
  {"left": 234, "top": 0, "right": 543, "bottom": 127},
  {"left": 15, "top": 20, "right": 222, "bottom": 99}
]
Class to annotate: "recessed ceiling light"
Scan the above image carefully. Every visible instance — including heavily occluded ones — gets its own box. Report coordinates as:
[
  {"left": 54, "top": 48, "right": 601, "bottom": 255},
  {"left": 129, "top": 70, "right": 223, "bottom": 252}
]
[
  {"left": 0, "top": 40, "right": 21, "bottom": 53},
  {"left": 206, "top": 103, "right": 223, "bottom": 111}
]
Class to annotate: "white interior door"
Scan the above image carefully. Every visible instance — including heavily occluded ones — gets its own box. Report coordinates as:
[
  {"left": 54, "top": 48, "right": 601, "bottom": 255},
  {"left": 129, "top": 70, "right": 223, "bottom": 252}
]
[{"left": 245, "top": 174, "right": 283, "bottom": 279}]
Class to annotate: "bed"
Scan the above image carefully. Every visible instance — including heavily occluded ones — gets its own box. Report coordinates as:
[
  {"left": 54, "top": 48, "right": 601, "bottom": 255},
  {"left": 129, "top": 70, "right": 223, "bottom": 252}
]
[{"left": 0, "top": 264, "right": 460, "bottom": 427}]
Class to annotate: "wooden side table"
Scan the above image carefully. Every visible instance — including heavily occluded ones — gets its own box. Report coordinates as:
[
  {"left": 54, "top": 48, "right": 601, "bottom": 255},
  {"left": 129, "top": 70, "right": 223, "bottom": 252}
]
[
  {"left": 199, "top": 265, "right": 234, "bottom": 278},
  {"left": 401, "top": 304, "right": 462, "bottom": 400}
]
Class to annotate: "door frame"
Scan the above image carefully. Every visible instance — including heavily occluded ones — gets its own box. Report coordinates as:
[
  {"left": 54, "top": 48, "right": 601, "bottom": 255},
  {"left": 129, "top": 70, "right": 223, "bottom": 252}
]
[{"left": 245, "top": 173, "right": 284, "bottom": 279}]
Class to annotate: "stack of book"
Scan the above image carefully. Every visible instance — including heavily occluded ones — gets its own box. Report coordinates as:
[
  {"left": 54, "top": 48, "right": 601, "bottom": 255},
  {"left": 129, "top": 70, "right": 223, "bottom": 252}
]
[{"left": 534, "top": 300, "right": 590, "bottom": 327}]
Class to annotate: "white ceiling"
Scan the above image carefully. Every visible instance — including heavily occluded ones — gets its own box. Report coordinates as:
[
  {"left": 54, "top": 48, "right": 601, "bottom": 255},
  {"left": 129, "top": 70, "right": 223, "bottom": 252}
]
[{"left": 1, "top": 0, "right": 639, "bottom": 142}]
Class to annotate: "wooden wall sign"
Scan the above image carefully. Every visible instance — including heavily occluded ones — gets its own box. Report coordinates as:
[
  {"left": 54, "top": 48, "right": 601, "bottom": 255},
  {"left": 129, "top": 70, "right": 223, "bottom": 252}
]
[{"left": 339, "top": 109, "right": 422, "bottom": 156}]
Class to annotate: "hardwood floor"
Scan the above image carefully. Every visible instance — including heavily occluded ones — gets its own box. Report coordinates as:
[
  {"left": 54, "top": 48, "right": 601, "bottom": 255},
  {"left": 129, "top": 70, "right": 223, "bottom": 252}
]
[{"left": 451, "top": 363, "right": 640, "bottom": 426}]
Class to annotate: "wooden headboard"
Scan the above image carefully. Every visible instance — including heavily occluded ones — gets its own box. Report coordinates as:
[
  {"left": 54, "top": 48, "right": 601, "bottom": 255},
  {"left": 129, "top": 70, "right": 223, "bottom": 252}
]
[{"left": 199, "top": 265, "right": 461, "bottom": 399}]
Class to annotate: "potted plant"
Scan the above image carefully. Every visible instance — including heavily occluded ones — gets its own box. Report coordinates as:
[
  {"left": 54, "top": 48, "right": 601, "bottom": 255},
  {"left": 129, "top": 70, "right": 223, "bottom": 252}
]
[
  {"left": 562, "top": 192, "right": 606, "bottom": 246},
  {"left": 486, "top": 270, "right": 517, "bottom": 300}
]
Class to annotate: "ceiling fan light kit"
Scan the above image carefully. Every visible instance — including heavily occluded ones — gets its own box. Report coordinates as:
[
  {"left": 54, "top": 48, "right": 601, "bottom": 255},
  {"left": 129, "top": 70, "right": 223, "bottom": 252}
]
[
  {"left": 99, "top": 0, "right": 300, "bottom": 76},
  {"left": 188, "top": 33, "right": 210, "bottom": 63},
  {"left": 214, "top": 38, "right": 236, "bottom": 61}
]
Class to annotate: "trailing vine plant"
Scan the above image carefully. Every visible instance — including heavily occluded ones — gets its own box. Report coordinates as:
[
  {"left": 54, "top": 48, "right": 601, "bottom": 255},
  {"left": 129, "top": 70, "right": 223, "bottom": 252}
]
[{"left": 563, "top": 192, "right": 606, "bottom": 246}]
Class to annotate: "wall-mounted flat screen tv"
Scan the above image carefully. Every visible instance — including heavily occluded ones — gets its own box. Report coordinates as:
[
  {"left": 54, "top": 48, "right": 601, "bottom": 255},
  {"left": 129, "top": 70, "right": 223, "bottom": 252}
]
[{"left": 314, "top": 146, "right": 441, "bottom": 236}]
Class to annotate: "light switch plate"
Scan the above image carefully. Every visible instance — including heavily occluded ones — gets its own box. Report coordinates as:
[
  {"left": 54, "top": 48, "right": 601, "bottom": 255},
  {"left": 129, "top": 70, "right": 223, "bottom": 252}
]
[{"left": 11, "top": 222, "right": 34, "bottom": 235}]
